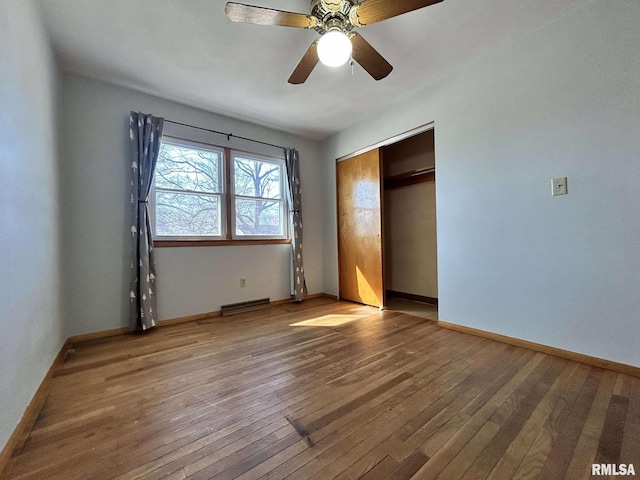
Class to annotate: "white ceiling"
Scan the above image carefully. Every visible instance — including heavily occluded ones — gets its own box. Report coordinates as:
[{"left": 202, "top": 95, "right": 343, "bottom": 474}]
[{"left": 37, "top": 0, "right": 589, "bottom": 141}]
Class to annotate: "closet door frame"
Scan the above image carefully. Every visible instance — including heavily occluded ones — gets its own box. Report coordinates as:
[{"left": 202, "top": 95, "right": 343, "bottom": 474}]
[{"left": 335, "top": 122, "right": 434, "bottom": 308}]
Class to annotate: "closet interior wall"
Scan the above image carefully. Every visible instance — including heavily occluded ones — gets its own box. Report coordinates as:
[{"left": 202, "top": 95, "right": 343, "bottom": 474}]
[{"left": 382, "top": 130, "right": 438, "bottom": 303}]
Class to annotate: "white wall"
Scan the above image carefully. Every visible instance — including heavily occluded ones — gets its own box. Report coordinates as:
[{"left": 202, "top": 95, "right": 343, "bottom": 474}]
[
  {"left": 60, "top": 75, "right": 324, "bottom": 336},
  {"left": 322, "top": 0, "right": 640, "bottom": 367},
  {"left": 0, "top": 0, "right": 64, "bottom": 453}
]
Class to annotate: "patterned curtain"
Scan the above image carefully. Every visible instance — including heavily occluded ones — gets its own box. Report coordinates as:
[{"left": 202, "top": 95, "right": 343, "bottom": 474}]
[
  {"left": 129, "top": 112, "right": 164, "bottom": 331},
  {"left": 284, "top": 148, "right": 307, "bottom": 301}
]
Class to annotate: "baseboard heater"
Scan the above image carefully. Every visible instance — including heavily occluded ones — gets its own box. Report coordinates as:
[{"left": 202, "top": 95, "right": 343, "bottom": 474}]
[{"left": 221, "top": 298, "right": 271, "bottom": 316}]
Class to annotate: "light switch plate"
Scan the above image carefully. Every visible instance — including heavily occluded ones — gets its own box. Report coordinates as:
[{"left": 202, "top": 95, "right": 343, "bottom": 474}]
[{"left": 552, "top": 177, "right": 568, "bottom": 196}]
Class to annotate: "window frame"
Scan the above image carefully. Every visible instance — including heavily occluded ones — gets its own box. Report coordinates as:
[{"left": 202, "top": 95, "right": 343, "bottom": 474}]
[
  {"left": 230, "top": 150, "right": 288, "bottom": 241},
  {"left": 152, "top": 136, "right": 226, "bottom": 241},
  {"left": 151, "top": 136, "right": 291, "bottom": 247}
]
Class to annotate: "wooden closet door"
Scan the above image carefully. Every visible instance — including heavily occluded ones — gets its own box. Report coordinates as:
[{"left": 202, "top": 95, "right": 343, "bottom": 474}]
[{"left": 337, "top": 149, "right": 384, "bottom": 307}]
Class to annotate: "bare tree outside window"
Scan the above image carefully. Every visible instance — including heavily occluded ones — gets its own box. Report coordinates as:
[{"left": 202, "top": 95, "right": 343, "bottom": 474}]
[
  {"left": 154, "top": 142, "right": 223, "bottom": 237},
  {"left": 233, "top": 155, "right": 285, "bottom": 237},
  {"left": 151, "top": 139, "right": 287, "bottom": 241}
]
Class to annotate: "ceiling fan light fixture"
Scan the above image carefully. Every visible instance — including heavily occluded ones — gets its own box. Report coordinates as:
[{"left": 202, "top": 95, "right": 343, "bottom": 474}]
[{"left": 317, "top": 30, "right": 352, "bottom": 67}]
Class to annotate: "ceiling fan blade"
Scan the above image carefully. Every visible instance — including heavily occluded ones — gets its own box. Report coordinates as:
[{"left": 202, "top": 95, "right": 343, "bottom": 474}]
[
  {"left": 350, "top": 33, "right": 393, "bottom": 81},
  {"left": 225, "top": 2, "right": 317, "bottom": 28},
  {"left": 288, "top": 41, "right": 319, "bottom": 84},
  {"left": 350, "top": 0, "right": 443, "bottom": 27}
]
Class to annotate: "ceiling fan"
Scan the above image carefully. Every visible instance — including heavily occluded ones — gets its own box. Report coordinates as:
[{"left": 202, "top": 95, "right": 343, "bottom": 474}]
[{"left": 225, "top": 0, "right": 443, "bottom": 84}]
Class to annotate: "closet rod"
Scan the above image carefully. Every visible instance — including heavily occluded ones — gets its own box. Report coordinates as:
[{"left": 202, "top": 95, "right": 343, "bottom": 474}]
[
  {"left": 384, "top": 167, "right": 436, "bottom": 190},
  {"left": 165, "top": 120, "right": 285, "bottom": 151},
  {"left": 406, "top": 166, "right": 435, "bottom": 176}
]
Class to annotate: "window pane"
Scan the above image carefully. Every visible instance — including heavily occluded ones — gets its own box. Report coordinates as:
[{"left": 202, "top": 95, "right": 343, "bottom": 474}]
[
  {"left": 155, "top": 192, "right": 221, "bottom": 237},
  {"left": 235, "top": 198, "right": 283, "bottom": 236},
  {"left": 234, "top": 157, "right": 282, "bottom": 199},
  {"left": 156, "top": 143, "right": 220, "bottom": 193}
]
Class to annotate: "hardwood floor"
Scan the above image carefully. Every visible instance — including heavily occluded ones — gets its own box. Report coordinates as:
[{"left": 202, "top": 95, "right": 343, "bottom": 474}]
[{"left": 3, "top": 298, "right": 639, "bottom": 479}]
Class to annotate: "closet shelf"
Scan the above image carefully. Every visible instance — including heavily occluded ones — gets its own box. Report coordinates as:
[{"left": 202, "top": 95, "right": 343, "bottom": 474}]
[{"left": 384, "top": 167, "right": 435, "bottom": 190}]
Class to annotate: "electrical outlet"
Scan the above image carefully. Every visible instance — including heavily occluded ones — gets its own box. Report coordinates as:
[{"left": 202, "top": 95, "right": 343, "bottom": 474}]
[
  {"left": 240, "top": 278, "right": 246, "bottom": 288},
  {"left": 552, "top": 177, "right": 568, "bottom": 196}
]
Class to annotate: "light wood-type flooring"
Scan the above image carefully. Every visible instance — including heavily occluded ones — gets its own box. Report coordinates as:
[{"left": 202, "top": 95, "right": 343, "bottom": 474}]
[
  {"left": 385, "top": 298, "right": 439, "bottom": 321},
  {"left": 2, "top": 298, "right": 639, "bottom": 479}
]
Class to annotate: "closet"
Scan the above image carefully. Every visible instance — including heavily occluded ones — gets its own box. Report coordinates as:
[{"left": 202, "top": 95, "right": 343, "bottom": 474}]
[
  {"left": 336, "top": 129, "right": 437, "bottom": 309},
  {"left": 382, "top": 130, "right": 438, "bottom": 307}
]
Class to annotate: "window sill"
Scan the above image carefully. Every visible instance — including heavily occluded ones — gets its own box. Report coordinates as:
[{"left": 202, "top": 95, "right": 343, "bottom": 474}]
[{"left": 154, "top": 239, "right": 292, "bottom": 248}]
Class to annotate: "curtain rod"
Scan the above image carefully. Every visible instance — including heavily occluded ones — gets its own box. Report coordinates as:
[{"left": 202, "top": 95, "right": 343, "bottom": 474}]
[{"left": 165, "top": 120, "right": 286, "bottom": 151}]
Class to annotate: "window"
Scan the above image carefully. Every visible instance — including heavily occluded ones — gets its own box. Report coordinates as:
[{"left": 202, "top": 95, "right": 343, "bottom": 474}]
[
  {"left": 232, "top": 152, "right": 286, "bottom": 238},
  {"left": 154, "top": 139, "right": 224, "bottom": 238},
  {"left": 152, "top": 137, "right": 288, "bottom": 244}
]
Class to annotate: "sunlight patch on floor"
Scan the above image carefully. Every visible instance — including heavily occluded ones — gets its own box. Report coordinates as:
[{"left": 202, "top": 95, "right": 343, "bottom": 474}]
[{"left": 290, "top": 314, "right": 370, "bottom": 327}]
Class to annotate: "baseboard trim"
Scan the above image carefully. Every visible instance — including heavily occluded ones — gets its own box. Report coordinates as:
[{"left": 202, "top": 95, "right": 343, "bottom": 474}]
[
  {"left": 0, "top": 338, "right": 72, "bottom": 475},
  {"left": 438, "top": 320, "right": 640, "bottom": 378},
  {"left": 68, "top": 326, "right": 129, "bottom": 343},
  {"left": 158, "top": 310, "right": 221, "bottom": 327},
  {"left": 70, "top": 294, "right": 336, "bottom": 343},
  {"left": 68, "top": 311, "right": 225, "bottom": 343},
  {"left": 319, "top": 293, "right": 338, "bottom": 300},
  {"left": 386, "top": 290, "right": 438, "bottom": 306},
  {"left": 270, "top": 298, "right": 294, "bottom": 306},
  {"left": 270, "top": 293, "right": 334, "bottom": 306}
]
